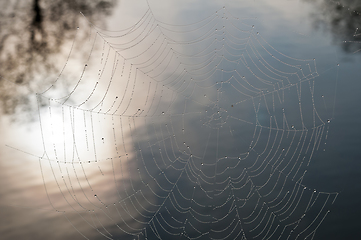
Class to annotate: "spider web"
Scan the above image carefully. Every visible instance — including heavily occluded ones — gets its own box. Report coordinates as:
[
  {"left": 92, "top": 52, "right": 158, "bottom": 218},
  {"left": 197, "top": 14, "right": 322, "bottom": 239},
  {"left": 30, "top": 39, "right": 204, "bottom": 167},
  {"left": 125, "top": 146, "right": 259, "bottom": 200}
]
[{"left": 32, "top": 3, "right": 339, "bottom": 240}]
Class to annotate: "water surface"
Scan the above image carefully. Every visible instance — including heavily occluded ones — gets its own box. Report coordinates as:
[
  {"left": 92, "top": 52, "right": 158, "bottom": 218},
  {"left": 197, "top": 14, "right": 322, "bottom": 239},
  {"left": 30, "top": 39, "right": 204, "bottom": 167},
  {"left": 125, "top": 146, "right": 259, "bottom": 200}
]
[{"left": 1, "top": 0, "right": 360, "bottom": 239}]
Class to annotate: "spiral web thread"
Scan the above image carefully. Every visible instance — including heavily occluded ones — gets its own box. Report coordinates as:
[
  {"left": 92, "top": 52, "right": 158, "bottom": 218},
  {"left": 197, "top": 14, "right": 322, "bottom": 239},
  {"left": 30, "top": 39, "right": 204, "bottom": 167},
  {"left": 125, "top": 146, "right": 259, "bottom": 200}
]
[{"left": 35, "top": 4, "right": 339, "bottom": 240}]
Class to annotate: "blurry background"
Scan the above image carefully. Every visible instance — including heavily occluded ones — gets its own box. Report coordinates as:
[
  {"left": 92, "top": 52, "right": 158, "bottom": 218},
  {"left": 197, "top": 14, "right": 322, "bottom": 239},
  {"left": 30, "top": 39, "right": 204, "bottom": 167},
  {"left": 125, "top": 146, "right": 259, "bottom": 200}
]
[{"left": 0, "top": 0, "right": 360, "bottom": 239}]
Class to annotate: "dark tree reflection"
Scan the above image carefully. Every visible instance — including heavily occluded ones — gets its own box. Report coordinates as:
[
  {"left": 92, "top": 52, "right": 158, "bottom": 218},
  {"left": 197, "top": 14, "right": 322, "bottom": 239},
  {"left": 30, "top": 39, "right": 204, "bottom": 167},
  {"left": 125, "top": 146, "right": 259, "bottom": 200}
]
[
  {"left": 0, "top": 0, "right": 117, "bottom": 118},
  {"left": 306, "top": 0, "right": 361, "bottom": 53}
]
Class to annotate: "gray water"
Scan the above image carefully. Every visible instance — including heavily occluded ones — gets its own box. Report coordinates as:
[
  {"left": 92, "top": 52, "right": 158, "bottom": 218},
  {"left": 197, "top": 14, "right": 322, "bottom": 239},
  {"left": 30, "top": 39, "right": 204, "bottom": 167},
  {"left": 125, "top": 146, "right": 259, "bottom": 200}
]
[{"left": 1, "top": 0, "right": 360, "bottom": 239}]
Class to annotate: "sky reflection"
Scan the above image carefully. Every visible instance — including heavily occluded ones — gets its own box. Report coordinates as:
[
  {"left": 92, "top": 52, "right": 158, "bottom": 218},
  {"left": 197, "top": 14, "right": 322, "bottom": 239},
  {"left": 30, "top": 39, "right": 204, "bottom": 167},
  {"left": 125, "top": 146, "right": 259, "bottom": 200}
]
[{"left": 0, "top": 0, "right": 360, "bottom": 240}]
